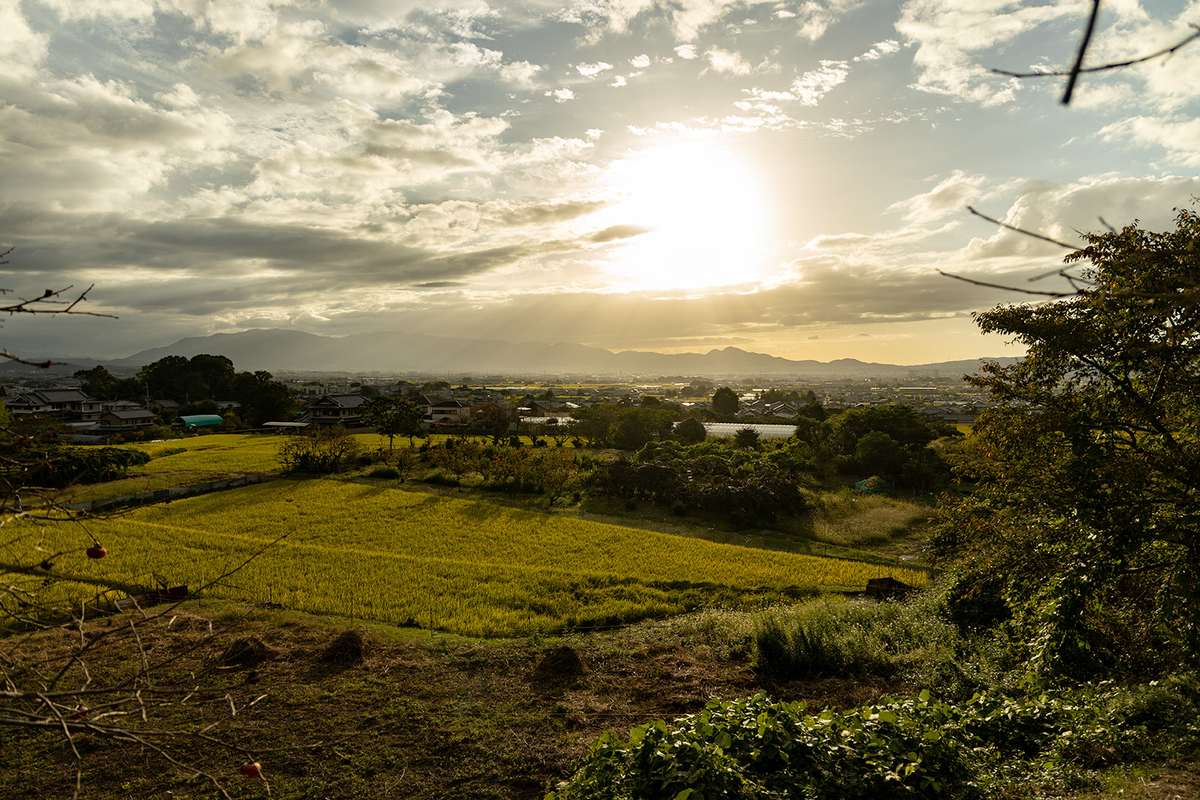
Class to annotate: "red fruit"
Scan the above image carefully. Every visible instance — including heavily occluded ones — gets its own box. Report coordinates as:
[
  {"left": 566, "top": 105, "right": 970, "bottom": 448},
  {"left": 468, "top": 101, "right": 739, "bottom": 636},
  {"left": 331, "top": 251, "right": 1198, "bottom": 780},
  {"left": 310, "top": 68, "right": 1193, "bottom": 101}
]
[
  {"left": 239, "top": 761, "right": 261, "bottom": 778},
  {"left": 86, "top": 545, "right": 107, "bottom": 559}
]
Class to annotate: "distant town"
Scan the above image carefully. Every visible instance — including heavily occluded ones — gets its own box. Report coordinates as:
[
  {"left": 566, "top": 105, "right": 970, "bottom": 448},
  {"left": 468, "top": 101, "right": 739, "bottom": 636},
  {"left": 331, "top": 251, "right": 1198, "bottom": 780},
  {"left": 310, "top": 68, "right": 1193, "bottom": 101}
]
[{"left": 1, "top": 358, "right": 993, "bottom": 443}]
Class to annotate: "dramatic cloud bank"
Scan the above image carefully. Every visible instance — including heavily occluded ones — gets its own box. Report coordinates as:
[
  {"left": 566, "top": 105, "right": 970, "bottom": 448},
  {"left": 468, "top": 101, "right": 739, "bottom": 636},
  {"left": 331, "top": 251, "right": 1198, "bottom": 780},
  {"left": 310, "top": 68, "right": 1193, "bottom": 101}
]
[{"left": 1, "top": 0, "right": 1197, "bottom": 363}]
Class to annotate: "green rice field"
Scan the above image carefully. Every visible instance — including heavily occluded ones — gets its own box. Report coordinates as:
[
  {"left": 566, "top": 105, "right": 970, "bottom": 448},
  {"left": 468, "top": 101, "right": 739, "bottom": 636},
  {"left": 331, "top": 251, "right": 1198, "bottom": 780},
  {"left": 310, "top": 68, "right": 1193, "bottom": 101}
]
[{"left": 4, "top": 479, "right": 927, "bottom": 637}]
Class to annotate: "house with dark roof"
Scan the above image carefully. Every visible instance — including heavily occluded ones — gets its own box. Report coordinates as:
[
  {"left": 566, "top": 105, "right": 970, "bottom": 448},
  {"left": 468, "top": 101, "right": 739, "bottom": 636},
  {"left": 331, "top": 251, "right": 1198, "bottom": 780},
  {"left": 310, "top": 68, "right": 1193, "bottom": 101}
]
[
  {"left": 6, "top": 389, "right": 102, "bottom": 421},
  {"left": 305, "top": 394, "right": 367, "bottom": 426},
  {"left": 416, "top": 394, "right": 473, "bottom": 426},
  {"left": 95, "top": 408, "right": 156, "bottom": 433}
]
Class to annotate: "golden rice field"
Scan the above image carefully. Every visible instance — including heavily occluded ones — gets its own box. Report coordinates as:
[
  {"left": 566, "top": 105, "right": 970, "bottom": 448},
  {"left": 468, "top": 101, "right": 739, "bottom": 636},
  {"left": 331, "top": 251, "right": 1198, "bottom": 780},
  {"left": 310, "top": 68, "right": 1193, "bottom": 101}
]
[
  {"left": 125, "top": 433, "right": 385, "bottom": 475},
  {"left": 4, "top": 479, "right": 927, "bottom": 637}
]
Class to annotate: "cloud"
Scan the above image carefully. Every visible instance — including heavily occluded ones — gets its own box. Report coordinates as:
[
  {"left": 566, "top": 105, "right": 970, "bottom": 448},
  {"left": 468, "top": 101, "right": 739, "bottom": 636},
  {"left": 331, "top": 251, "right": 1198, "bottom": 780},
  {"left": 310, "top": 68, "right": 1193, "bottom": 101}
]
[
  {"left": 854, "top": 39, "right": 901, "bottom": 62},
  {"left": 896, "top": 0, "right": 1081, "bottom": 105},
  {"left": 589, "top": 224, "right": 653, "bottom": 243},
  {"left": 890, "top": 170, "right": 985, "bottom": 224},
  {"left": 1099, "top": 116, "right": 1200, "bottom": 168},
  {"left": 548, "top": 88, "right": 575, "bottom": 102},
  {"left": 575, "top": 61, "right": 613, "bottom": 77},
  {"left": 0, "top": 0, "right": 49, "bottom": 80},
  {"left": 792, "top": 60, "right": 849, "bottom": 105},
  {"left": 705, "top": 47, "right": 754, "bottom": 76},
  {"left": 675, "top": 44, "right": 699, "bottom": 60}
]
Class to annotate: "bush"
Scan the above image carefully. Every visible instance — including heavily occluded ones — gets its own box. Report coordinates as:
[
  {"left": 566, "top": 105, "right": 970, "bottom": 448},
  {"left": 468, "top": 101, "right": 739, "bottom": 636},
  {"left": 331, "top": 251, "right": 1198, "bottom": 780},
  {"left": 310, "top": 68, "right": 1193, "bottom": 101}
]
[
  {"left": 276, "top": 426, "right": 364, "bottom": 473},
  {"left": 366, "top": 466, "right": 400, "bottom": 479}
]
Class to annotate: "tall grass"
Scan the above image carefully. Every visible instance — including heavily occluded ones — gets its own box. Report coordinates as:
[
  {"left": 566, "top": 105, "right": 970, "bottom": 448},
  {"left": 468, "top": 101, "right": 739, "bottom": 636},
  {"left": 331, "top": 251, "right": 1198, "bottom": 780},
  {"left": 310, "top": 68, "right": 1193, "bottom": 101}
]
[
  {"left": 753, "top": 593, "right": 1020, "bottom": 699},
  {"left": 805, "top": 489, "right": 930, "bottom": 548}
]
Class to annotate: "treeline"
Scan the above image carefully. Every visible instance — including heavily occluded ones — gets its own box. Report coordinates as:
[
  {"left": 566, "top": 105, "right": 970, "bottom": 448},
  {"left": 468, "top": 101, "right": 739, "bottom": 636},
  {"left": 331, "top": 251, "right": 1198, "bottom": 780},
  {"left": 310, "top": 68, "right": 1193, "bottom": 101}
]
[{"left": 75, "top": 354, "right": 296, "bottom": 427}]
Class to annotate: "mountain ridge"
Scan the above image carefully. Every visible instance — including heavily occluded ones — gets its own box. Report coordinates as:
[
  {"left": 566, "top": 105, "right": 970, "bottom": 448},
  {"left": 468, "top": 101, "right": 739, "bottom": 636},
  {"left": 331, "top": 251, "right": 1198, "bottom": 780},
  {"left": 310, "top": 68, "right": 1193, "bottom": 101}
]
[
  {"left": 0, "top": 328, "right": 1019, "bottom": 378},
  {"left": 84, "top": 328, "right": 1015, "bottom": 378}
]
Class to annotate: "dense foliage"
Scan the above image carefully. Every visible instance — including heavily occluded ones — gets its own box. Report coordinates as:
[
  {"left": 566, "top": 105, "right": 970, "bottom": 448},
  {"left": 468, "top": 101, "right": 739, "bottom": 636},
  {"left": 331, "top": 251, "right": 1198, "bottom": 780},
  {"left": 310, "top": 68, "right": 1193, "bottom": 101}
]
[
  {"left": 548, "top": 678, "right": 1200, "bottom": 800},
  {"left": 16, "top": 446, "right": 151, "bottom": 488},
  {"left": 75, "top": 354, "right": 296, "bottom": 426},
  {"left": 591, "top": 440, "right": 814, "bottom": 525},
  {"left": 277, "top": 426, "right": 364, "bottom": 473},
  {"left": 934, "top": 208, "right": 1200, "bottom": 678}
]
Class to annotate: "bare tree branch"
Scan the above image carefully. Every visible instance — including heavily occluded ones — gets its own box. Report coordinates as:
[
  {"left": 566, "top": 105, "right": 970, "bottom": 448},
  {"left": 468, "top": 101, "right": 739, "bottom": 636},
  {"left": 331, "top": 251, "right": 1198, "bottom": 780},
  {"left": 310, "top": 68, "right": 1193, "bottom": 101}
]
[
  {"left": 967, "top": 206, "right": 1080, "bottom": 250},
  {"left": 992, "top": 12, "right": 1200, "bottom": 105},
  {"left": 1062, "top": 0, "right": 1103, "bottom": 104}
]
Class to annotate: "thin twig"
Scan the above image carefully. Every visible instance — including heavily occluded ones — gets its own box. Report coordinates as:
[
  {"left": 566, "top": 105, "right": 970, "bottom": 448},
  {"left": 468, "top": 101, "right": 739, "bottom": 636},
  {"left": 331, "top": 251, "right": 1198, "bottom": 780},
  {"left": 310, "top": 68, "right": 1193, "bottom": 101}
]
[
  {"left": 937, "top": 271, "right": 1080, "bottom": 298},
  {"left": 967, "top": 206, "right": 1079, "bottom": 250}
]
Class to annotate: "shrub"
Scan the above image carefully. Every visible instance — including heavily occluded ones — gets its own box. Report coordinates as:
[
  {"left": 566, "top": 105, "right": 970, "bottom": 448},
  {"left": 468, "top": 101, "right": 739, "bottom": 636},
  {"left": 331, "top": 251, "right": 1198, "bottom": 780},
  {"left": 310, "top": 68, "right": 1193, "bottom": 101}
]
[
  {"left": 276, "top": 426, "right": 364, "bottom": 473},
  {"left": 367, "top": 466, "right": 400, "bottom": 479}
]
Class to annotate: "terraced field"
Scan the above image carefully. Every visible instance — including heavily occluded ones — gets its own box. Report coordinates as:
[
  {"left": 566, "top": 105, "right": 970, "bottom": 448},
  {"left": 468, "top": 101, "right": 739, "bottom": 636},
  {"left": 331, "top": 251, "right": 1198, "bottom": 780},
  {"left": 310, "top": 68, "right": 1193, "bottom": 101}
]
[{"left": 6, "top": 478, "right": 927, "bottom": 637}]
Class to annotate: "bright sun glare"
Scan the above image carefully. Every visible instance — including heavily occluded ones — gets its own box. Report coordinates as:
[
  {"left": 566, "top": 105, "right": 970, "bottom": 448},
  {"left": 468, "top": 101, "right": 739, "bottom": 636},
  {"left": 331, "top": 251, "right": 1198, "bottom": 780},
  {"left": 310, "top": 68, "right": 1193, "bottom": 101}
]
[{"left": 594, "top": 142, "right": 772, "bottom": 290}]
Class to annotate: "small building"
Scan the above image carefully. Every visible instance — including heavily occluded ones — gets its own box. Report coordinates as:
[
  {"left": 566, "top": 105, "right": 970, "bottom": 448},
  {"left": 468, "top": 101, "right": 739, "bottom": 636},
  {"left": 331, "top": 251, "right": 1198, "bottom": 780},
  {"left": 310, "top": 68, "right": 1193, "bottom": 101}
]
[
  {"left": 96, "top": 408, "right": 156, "bottom": 433},
  {"left": 175, "top": 414, "right": 223, "bottom": 429},
  {"left": 865, "top": 577, "right": 917, "bottom": 601}
]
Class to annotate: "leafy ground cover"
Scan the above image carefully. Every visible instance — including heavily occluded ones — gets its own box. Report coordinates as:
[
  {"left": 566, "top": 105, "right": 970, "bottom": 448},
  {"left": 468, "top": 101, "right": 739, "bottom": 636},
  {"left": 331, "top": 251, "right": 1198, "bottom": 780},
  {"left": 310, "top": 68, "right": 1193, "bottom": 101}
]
[{"left": 6, "top": 479, "right": 926, "bottom": 637}]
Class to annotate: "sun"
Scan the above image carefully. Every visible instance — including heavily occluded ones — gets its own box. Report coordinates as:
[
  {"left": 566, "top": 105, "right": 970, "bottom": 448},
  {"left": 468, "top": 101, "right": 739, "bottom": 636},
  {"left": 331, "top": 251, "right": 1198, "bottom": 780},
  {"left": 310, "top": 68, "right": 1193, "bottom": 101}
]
[{"left": 593, "top": 141, "right": 772, "bottom": 290}]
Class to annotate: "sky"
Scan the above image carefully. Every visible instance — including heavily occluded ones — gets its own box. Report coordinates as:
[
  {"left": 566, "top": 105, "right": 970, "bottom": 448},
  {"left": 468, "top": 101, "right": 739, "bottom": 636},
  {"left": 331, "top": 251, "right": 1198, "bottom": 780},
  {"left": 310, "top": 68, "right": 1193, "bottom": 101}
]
[{"left": 1, "top": 0, "right": 1199, "bottom": 365}]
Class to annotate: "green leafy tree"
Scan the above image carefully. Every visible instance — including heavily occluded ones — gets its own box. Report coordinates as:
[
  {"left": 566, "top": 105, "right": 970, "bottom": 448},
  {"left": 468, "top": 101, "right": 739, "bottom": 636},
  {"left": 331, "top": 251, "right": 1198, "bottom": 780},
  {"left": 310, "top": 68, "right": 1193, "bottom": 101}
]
[
  {"left": 360, "top": 395, "right": 423, "bottom": 448},
  {"left": 571, "top": 405, "right": 618, "bottom": 448},
  {"left": 712, "top": 386, "right": 739, "bottom": 417},
  {"left": 277, "top": 425, "right": 364, "bottom": 473},
  {"left": 733, "top": 427, "right": 761, "bottom": 450},
  {"left": 231, "top": 369, "right": 296, "bottom": 427},
  {"left": 934, "top": 208, "right": 1200, "bottom": 678},
  {"left": 471, "top": 401, "right": 518, "bottom": 444},
  {"left": 854, "top": 430, "right": 904, "bottom": 479},
  {"left": 675, "top": 416, "right": 707, "bottom": 445},
  {"left": 73, "top": 365, "right": 118, "bottom": 399}
]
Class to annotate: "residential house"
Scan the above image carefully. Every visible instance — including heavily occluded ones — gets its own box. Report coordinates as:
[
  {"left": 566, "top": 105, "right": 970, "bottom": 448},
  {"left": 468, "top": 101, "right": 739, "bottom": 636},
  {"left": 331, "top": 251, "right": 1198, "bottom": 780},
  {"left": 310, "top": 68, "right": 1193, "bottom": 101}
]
[
  {"left": 305, "top": 394, "right": 367, "bottom": 427},
  {"left": 6, "top": 389, "right": 102, "bottom": 421},
  {"left": 416, "top": 394, "right": 472, "bottom": 427},
  {"left": 95, "top": 408, "right": 156, "bottom": 433}
]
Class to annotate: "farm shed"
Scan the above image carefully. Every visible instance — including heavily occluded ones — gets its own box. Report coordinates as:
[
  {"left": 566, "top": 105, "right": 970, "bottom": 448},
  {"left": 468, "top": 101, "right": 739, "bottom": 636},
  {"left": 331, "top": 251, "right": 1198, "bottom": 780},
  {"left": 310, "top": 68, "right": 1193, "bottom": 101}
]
[
  {"left": 865, "top": 576, "right": 916, "bottom": 600},
  {"left": 176, "top": 415, "right": 223, "bottom": 429}
]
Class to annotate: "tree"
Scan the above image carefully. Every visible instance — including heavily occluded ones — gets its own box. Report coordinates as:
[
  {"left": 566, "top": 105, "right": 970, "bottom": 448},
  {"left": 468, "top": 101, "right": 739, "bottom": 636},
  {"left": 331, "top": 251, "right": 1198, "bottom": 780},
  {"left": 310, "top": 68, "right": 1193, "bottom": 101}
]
[
  {"left": 73, "top": 365, "right": 119, "bottom": 399},
  {"left": 933, "top": 208, "right": 1200, "bottom": 678},
  {"left": 675, "top": 417, "right": 707, "bottom": 445},
  {"left": 471, "top": 401, "right": 518, "bottom": 444},
  {"left": 360, "top": 395, "right": 423, "bottom": 448},
  {"left": 231, "top": 369, "right": 296, "bottom": 427},
  {"left": 854, "top": 430, "right": 904, "bottom": 479},
  {"left": 712, "top": 387, "right": 738, "bottom": 417},
  {"left": 571, "top": 405, "right": 618, "bottom": 448},
  {"left": 733, "top": 427, "right": 761, "bottom": 450}
]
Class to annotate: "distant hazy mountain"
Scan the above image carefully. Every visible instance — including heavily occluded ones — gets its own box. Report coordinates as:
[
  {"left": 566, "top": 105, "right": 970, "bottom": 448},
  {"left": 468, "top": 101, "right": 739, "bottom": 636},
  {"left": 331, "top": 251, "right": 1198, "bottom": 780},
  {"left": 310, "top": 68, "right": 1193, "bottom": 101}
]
[{"left": 93, "top": 328, "right": 1019, "bottom": 378}]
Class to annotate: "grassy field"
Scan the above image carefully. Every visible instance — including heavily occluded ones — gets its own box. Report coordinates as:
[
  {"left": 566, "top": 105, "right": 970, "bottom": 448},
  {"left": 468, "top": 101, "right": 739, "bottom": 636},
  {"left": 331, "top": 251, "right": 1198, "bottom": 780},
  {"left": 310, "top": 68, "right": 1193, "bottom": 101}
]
[{"left": 7, "top": 478, "right": 926, "bottom": 637}]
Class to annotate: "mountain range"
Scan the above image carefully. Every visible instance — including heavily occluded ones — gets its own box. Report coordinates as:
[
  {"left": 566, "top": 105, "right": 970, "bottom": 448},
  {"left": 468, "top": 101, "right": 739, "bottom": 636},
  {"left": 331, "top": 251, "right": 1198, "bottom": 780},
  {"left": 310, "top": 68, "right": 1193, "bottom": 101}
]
[{"left": 1, "top": 328, "right": 1020, "bottom": 379}]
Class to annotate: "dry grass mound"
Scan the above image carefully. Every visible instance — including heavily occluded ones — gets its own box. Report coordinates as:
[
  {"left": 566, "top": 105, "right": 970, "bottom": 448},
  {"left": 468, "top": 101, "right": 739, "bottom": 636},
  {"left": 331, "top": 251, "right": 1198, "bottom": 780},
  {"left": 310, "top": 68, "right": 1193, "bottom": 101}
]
[
  {"left": 319, "top": 629, "right": 365, "bottom": 665},
  {"left": 218, "top": 635, "right": 278, "bottom": 668},
  {"left": 534, "top": 644, "right": 590, "bottom": 679}
]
